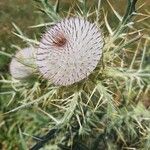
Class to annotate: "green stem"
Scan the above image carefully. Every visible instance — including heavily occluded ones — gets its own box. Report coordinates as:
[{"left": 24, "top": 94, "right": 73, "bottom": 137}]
[{"left": 113, "top": 0, "right": 138, "bottom": 39}]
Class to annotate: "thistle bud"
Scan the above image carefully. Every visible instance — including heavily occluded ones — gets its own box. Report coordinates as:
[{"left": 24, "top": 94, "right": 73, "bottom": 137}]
[{"left": 10, "top": 47, "right": 36, "bottom": 79}]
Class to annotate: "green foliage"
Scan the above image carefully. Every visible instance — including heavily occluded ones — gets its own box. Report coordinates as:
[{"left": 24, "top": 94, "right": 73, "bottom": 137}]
[{"left": 0, "top": 0, "right": 150, "bottom": 150}]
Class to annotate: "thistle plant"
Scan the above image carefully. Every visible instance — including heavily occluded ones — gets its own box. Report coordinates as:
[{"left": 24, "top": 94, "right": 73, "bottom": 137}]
[{"left": 0, "top": 0, "right": 150, "bottom": 150}]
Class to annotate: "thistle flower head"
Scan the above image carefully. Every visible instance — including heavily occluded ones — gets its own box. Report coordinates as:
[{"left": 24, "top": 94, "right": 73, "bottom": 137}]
[
  {"left": 37, "top": 17, "right": 104, "bottom": 86},
  {"left": 10, "top": 47, "right": 36, "bottom": 79}
]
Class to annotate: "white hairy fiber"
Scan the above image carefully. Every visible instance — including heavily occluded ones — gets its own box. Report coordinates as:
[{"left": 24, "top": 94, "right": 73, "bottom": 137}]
[
  {"left": 37, "top": 17, "right": 104, "bottom": 86},
  {"left": 10, "top": 47, "right": 36, "bottom": 79}
]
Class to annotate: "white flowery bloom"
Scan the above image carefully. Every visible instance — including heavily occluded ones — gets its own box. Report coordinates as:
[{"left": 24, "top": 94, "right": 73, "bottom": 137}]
[
  {"left": 37, "top": 17, "right": 104, "bottom": 86},
  {"left": 10, "top": 47, "right": 36, "bottom": 79}
]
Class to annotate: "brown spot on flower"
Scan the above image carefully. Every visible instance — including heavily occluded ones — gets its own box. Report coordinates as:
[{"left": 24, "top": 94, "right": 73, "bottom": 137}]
[{"left": 52, "top": 35, "right": 67, "bottom": 47}]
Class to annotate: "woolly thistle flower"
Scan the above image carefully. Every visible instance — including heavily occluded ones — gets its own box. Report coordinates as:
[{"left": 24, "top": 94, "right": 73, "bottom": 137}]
[
  {"left": 10, "top": 47, "right": 36, "bottom": 79},
  {"left": 37, "top": 17, "right": 104, "bottom": 86}
]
